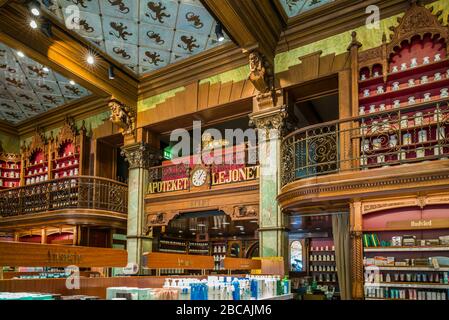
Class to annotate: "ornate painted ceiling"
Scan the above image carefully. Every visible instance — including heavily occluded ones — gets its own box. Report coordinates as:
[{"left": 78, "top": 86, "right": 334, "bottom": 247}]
[
  {"left": 40, "top": 0, "right": 231, "bottom": 76},
  {"left": 279, "top": 0, "right": 335, "bottom": 18},
  {"left": 0, "top": 42, "right": 90, "bottom": 124}
]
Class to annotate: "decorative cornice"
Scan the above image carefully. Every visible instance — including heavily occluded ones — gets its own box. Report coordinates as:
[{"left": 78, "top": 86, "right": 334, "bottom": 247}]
[
  {"left": 278, "top": 169, "right": 449, "bottom": 210},
  {"left": 120, "top": 143, "right": 161, "bottom": 170}
]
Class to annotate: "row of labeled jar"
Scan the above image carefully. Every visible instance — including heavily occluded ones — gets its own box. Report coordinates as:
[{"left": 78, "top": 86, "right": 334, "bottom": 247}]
[
  {"left": 360, "top": 147, "right": 446, "bottom": 165},
  {"left": 360, "top": 53, "right": 444, "bottom": 80},
  {"left": 360, "top": 91, "right": 448, "bottom": 115},
  {"left": 0, "top": 180, "right": 19, "bottom": 188},
  {"left": 26, "top": 175, "right": 49, "bottom": 184},
  {"left": 362, "top": 82, "right": 448, "bottom": 98},
  {"left": 360, "top": 112, "right": 445, "bottom": 134},
  {"left": 362, "top": 129, "right": 445, "bottom": 151},
  {"left": 310, "top": 254, "right": 335, "bottom": 262},
  {"left": 311, "top": 265, "right": 337, "bottom": 272},
  {"left": 1, "top": 171, "right": 20, "bottom": 178},
  {"left": 0, "top": 163, "right": 19, "bottom": 169},
  {"left": 54, "top": 159, "right": 78, "bottom": 169}
]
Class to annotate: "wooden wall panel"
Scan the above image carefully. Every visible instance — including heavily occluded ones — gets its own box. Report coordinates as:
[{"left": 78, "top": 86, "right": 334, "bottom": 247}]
[
  {"left": 208, "top": 82, "right": 221, "bottom": 107},
  {"left": 198, "top": 82, "right": 210, "bottom": 110},
  {"left": 143, "top": 252, "right": 214, "bottom": 270},
  {"left": 299, "top": 51, "right": 322, "bottom": 81},
  {"left": 230, "top": 80, "right": 245, "bottom": 101},
  {"left": 319, "top": 54, "right": 336, "bottom": 76},
  {"left": 218, "top": 81, "right": 233, "bottom": 105}
]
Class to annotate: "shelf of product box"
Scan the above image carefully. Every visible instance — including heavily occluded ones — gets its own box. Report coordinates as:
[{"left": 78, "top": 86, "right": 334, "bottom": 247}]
[
  {"left": 364, "top": 246, "right": 449, "bottom": 252},
  {"left": 374, "top": 266, "right": 449, "bottom": 272},
  {"left": 364, "top": 282, "right": 449, "bottom": 289},
  {"left": 365, "top": 297, "right": 408, "bottom": 300}
]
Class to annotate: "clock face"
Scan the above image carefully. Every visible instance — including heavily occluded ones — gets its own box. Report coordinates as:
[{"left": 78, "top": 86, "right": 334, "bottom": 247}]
[{"left": 192, "top": 169, "right": 207, "bottom": 187}]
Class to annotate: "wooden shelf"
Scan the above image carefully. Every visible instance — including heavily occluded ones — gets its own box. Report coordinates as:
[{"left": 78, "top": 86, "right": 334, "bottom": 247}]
[
  {"left": 364, "top": 246, "right": 449, "bottom": 252},
  {"left": 373, "top": 266, "right": 449, "bottom": 272},
  {"left": 359, "top": 77, "right": 449, "bottom": 104},
  {"left": 365, "top": 282, "right": 449, "bottom": 289}
]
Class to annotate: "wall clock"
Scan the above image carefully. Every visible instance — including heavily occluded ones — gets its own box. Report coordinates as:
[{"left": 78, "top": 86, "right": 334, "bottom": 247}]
[{"left": 191, "top": 167, "right": 208, "bottom": 187}]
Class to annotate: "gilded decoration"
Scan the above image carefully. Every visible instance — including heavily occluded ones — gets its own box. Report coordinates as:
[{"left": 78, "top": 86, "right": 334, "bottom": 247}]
[
  {"left": 248, "top": 51, "right": 275, "bottom": 94},
  {"left": 109, "top": 99, "right": 136, "bottom": 136}
]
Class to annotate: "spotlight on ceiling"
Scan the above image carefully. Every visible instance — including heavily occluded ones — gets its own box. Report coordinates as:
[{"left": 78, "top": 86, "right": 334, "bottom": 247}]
[
  {"left": 215, "top": 22, "right": 225, "bottom": 42},
  {"left": 17, "top": 51, "right": 25, "bottom": 58},
  {"left": 86, "top": 54, "right": 95, "bottom": 65},
  {"left": 108, "top": 66, "right": 115, "bottom": 80},
  {"left": 43, "top": 67, "right": 49, "bottom": 73},
  {"left": 40, "top": 19, "right": 53, "bottom": 38},
  {"left": 69, "top": 80, "right": 76, "bottom": 86},
  {"left": 29, "top": 19, "right": 38, "bottom": 29},
  {"left": 28, "top": 0, "right": 41, "bottom": 16}
]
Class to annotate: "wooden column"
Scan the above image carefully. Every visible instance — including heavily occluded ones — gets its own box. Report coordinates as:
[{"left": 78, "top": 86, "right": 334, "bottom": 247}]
[
  {"left": 350, "top": 200, "right": 364, "bottom": 299},
  {"left": 338, "top": 69, "right": 353, "bottom": 171}
]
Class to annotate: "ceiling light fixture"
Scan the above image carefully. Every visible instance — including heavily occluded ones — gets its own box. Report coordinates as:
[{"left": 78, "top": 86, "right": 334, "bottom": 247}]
[
  {"left": 17, "top": 51, "right": 25, "bottom": 58},
  {"left": 86, "top": 54, "right": 95, "bottom": 65},
  {"left": 28, "top": 0, "right": 41, "bottom": 16},
  {"left": 215, "top": 22, "right": 225, "bottom": 42},
  {"left": 69, "top": 80, "right": 76, "bottom": 86},
  {"left": 29, "top": 19, "right": 38, "bottom": 29},
  {"left": 43, "top": 67, "right": 49, "bottom": 72},
  {"left": 222, "top": 222, "right": 230, "bottom": 225},
  {"left": 108, "top": 66, "right": 115, "bottom": 80}
]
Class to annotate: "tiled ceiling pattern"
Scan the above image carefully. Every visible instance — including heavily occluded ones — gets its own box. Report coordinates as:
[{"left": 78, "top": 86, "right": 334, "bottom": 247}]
[
  {"left": 0, "top": 42, "right": 90, "bottom": 124},
  {"left": 279, "top": 0, "right": 335, "bottom": 18},
  {"left": 40, "top": 0, "right": 231, "bottom": 75}
]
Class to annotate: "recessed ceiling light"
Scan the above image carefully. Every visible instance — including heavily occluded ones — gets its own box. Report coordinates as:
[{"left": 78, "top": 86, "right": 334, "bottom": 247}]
[
  {"left": 192, "top": 232, "right": 196, "bottom": 235},
  {"left": 316, "top": 228, "right": 321, "bottom": 231},
  {"left": 29, "top": 0, "right": 41, "bottom": 16},
  {"left": 197, "top": 223, "right": 206, "bottom": 227},
  {"left": 250, "top": 220, "right": 258, "bottom": 223},
  {"left": 178, "top": 230, "right": 183, "bottom": 233},
  {"left": 189, "top": 228, "right": 196, "bottom": 231},
  {"left": 29, "top": 20, "right": 38, "bottom": 29},
  {"left": 222, "top": 222, "right": 230, "bottom": 225},
  {"left": 17, "top": 51, "right": 25, "bottom": 58},
  {"left": 211, "top": 226, "right": 219, "bottom": 230},
  {"left": 69, "top": 80, "right": 76, "bottom": 86},
  {"left": 218, "top": 232, "right": 223, "bottom": 236},
  {"left": 86, "top": 54, "right": 95, "bottom": 65},
  {"left": 42, "top": 67, "right": 49, "bottom": 72}
]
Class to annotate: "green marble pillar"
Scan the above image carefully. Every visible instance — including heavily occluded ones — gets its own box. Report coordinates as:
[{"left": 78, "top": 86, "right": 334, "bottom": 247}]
[
  {"left": 121, "top": 142, "right": 159, "bottom": 274},
  {"left": 251, "top": 107, "right": 291, "bottom": 271}
]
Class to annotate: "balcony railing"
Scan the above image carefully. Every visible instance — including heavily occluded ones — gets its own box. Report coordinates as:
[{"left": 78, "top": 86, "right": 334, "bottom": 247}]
[
  {"left": 0, "top": 176, "right": 128, "bottom": 217},
  {"left": 281, "top": 101, "right": 449, "bottom": 186}
]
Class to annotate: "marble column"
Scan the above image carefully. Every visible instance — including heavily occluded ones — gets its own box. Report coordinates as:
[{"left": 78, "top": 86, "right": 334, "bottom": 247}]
[
  {"left": 121, "top": 142, "right": 159, "bottom": 273},
  {"left": 250, "top": 93, "right": 294, "bottom": 272}
]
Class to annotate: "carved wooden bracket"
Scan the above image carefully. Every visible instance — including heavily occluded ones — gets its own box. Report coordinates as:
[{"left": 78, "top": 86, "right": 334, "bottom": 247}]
[
  {"left": 109, "top": 99, "right": 136, "bottom": 136},
  {"left": 231, "top": 205, "right": 258, "bottom": 221},
  {"left": 248, "top": 50, "right": 276, "bottom": 103}
]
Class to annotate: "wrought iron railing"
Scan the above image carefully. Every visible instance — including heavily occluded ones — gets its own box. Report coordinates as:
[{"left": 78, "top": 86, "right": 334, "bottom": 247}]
[
  {"left": 281, "top": 101, "right": 449, "bottom": 186},
  {"left": 0, "top": 176, "right": 128, "bottom": 217}
]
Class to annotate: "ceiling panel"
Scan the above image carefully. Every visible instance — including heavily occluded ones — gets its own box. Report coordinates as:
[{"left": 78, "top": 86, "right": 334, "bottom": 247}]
[
  {"left": 279, "top": 0, "right": 335, "bottom": 18},
  {"left": 0, "top": 42, "right": 91, "bottom": 124},
  {"left": 40, "top": 0, "right": 231, "bottom": 76}
]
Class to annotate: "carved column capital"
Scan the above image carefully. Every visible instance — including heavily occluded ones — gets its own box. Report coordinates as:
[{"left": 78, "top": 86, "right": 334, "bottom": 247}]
[
  {"left": 249, "top": 106, "right": 297, "bottom": 139},
  {"left": 347, "top": 31, "right": 362, "bottom": 51},
  {"left": 120, "top": 143, "right": 161, "bottom": 170}
]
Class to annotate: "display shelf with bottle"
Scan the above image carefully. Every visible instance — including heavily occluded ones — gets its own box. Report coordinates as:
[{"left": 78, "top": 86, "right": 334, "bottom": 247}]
[
  {"left": 0, "top": 153, "right": 21, "bottom": 189},
  {"left": 212, "top": 242, "right": 227, "bottom": 271},
  {"left": 362, "top": 200, "right": 449, "bottom": 300},
  {"left": 158, "top": 238, "right": 188, "bottom": 254},
  {"left": 24, "top": 150, "right": 49, "bottom": 186},
  {"left": 50, "top": 118, "right": 86, "bottom": 180},
  {"left": 356, "top": 16, "right": 449, "bottom": 169},
  {"left": 308, "top": 239, "right": 339, "bottom": 286},
  {"left": 188, "top": 241, "right": 210, "bottom": 255}
]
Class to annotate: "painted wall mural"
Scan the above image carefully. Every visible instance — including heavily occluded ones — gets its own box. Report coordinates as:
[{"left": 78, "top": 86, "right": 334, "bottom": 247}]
[
  {"left": 0, "top": 42, "right": 90, "bottom": 124},
  {"left": 279, "top": 0, "right": 335, "bottom": 18},
  {"left": 40, "top": 0, "right": 230, "bottom": 76}
]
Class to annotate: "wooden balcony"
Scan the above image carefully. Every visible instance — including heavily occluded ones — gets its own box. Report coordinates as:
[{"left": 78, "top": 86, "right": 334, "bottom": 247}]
[
  {"left": 0, "top": 176, "right": 128, "bottom": 230},
  {"left": 279, "top": 101, "right": 449, "bottom": 211}
]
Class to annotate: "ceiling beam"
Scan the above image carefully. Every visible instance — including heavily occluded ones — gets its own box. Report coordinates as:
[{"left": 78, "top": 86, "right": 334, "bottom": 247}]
[
  {"left": 0, "top": 2, "right": 138, "bottom": 107},
  {"left": 201, "top": 0, "right": 286, "bottom": 63}
]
